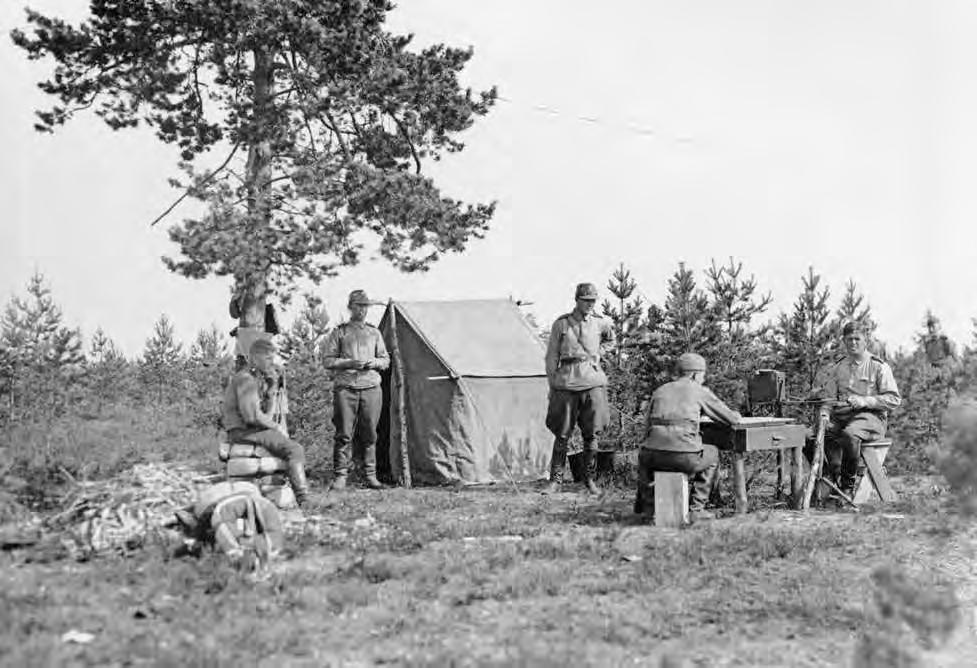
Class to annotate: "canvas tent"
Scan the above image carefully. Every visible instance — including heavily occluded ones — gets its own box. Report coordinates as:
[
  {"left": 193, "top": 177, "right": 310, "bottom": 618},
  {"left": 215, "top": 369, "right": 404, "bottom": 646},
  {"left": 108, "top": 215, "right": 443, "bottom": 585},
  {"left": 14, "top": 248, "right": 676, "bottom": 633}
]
[{"left": 378, "top": 299, "right": 552, "bottom": 485}]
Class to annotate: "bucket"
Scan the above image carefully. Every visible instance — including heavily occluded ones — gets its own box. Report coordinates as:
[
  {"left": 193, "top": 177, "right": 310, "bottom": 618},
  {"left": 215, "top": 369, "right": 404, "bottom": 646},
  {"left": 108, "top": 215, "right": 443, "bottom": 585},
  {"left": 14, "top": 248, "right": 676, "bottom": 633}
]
[{"left": 567, "top": 450, "right": 618, "bottom": 482}]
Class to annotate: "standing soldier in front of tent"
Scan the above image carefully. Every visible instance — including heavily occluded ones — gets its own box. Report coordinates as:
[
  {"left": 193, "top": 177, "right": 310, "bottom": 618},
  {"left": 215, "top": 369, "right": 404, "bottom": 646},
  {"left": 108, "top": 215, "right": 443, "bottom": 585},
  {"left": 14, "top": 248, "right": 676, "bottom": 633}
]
[
  {"left": 542, "top": 282, "right": 613, "bottom": 495},
  {"left": 323, "top": 290, "right": 390, "bottom": 491}
]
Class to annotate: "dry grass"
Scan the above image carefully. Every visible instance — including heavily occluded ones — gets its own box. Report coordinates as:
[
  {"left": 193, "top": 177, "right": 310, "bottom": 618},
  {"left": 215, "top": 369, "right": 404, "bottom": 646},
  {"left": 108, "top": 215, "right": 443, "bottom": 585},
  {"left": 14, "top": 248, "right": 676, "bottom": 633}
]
[{"left": 2, "top": 474, "right": 975, "bottom": 667}]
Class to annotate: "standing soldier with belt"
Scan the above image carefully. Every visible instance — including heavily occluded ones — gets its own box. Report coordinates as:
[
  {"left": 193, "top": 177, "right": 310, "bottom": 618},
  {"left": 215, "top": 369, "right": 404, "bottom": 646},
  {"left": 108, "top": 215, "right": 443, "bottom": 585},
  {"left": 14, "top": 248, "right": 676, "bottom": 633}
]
[
  {"left": 323, "top": 290, "right": 390, "bottom": 490},
  {"left": 635, "top": 353, "right": 741, "bottom": 522},
  {"left": 817, "top": 321, "right": 901, "bottom": 497},
  {"left": 542, "top": 282, "right": 613, "bottom": 495}
]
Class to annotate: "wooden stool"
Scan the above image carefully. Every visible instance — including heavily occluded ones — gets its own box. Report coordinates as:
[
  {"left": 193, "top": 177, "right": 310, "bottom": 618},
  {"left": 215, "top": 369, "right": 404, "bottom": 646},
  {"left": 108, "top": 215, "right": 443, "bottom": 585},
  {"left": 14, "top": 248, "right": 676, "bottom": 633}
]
[
  {"left": 853, "top": 439, "right": 896, "bottom": 505},
  {"left": 654, "top": 472, "right": 689, "bottom": 527}
]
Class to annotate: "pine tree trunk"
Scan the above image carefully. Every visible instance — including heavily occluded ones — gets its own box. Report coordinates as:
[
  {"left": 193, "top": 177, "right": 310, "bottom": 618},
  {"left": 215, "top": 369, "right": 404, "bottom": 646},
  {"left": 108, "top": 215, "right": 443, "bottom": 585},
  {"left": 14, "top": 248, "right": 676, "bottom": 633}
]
[{"left": 238, "top": 46, "right": 275, "bottom": 330}]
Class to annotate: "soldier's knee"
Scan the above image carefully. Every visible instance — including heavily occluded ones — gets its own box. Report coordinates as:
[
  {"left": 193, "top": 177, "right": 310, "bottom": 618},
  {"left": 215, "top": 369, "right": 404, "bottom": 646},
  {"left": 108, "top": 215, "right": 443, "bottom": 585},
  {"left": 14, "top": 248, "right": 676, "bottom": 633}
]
[
  {"left": 700, "top": 443, "right": 719, "bottom": 466},
  {"left": 287, "top": 440, "right": 305, "bottom": 463}
]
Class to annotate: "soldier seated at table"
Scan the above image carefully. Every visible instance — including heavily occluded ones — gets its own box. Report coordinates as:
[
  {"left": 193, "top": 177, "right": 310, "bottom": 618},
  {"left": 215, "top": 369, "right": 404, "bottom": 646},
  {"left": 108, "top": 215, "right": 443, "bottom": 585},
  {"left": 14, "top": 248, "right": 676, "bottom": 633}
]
[
  {"left": 815, "top": 321, "right": 901, "bottom": 498},
  {"left": 635, "top": 353, "right": 742, "bottom": 522}
]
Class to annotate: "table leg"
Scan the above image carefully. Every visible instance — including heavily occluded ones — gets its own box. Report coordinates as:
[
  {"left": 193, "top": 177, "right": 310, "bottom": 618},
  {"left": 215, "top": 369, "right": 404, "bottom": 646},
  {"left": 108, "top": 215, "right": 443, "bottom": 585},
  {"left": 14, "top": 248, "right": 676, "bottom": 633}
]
[
  {"left": 776, "top": 450, "right": 784, "bottom": 499},
  {"left": 733, "top": 452, "right": 748, "bottom": 514},
  {"left": 791, "top": 445, "right": 804, "bottom": 509}
]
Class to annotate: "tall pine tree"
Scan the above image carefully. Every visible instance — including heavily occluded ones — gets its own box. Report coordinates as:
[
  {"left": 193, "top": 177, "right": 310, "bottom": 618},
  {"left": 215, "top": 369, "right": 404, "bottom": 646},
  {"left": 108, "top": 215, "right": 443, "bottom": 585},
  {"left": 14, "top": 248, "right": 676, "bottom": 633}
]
[
  {"left": 704, "top": 258, "right": 773, "bottom": 409},
  {"left": 601, "top": 263, "right": 647, "bottom": 448},
  {"left": 85, "top": 327, "right": 132, "bottom": 412},
  {"left": 13, "top": 2, "right": 498, "bottom": 326},
  {"left": 139, "top": 314, "right": 186, "bottom": 407},
  {"left": 831, "top": 279, "right": 881, "bottom": 358},
  {"left": 771, "top": 267, "right": 834, "bottom": 400},
  {"left": 281, "top": 294, "right": 334, "bottom": 474},
  {"left": 0, "top": 272, "right": 84, "bottom": 421}
]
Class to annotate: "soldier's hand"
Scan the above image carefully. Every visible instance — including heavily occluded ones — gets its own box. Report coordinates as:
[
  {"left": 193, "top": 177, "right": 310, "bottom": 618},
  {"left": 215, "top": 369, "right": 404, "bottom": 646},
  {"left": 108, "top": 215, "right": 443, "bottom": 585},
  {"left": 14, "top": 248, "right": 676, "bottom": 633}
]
[{"left": 847, "top": 395, "right": 868, "bottom": 410}]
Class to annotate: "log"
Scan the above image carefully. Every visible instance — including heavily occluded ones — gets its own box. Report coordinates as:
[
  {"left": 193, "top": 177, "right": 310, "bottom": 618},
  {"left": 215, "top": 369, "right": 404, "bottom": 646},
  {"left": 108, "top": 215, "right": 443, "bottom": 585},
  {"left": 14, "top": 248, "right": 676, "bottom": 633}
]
[
  {"left": 388, "top": 302, "right": 412, "bottom": 488},
  {"left": 799, "top": 413, "right": 827, "bottom": 510}
]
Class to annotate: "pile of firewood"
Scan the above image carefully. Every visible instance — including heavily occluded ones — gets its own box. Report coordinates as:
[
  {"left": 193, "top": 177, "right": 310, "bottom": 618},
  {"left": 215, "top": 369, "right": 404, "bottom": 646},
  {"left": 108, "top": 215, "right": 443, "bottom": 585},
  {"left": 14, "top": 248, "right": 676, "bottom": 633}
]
[{"left": 44, "top": 463, "right": 220, "bottom": 559}]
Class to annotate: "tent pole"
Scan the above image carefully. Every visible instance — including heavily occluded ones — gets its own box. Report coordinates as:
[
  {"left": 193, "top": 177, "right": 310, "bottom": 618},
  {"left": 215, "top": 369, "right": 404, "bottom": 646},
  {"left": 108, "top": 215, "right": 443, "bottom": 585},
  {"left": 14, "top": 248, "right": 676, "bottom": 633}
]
[{"left": 388, "top": 301, "right": 412, "bottom": 488}]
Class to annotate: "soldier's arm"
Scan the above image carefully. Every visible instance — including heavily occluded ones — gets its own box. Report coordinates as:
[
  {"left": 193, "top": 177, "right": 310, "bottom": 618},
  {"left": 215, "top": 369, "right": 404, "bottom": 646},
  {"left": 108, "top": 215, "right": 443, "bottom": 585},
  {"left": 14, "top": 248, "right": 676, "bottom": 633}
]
[
  {"left": 865, "top": 363, "right": 901, "bottom": 412},
  {"left": 544, "top": 320, "right": 562, "bottom": 384},
  {"left": 700, "top": 387, "right": 742, "bottom": 426},
  {"left": 367, "top": 331, "right": 390, "bottom": 371},
  {"left": 322, "top": 327, "right": 364, "bottom": 370},
  {"left": 236, "top": 376, "right": 281, "bottom": 431}
]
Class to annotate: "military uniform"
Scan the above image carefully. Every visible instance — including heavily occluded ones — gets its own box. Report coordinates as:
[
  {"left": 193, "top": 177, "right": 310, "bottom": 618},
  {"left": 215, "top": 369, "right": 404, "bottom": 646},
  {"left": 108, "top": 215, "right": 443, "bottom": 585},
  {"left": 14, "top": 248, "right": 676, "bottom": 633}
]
[
  {"left": 818, "top": 352, "right": 901, "bottom": 490},
  {"left": 543, "top": 283, "right": 613, "bottom": 492},
  {"left": 175, "top": 481, "right": 284, "bottom": 572},
  {"left": 323, "top": 291, "right": 390, "bottom": 487},
  {"left": 636, "top": 354, "right": 741, "bottom": 515},
  {"left": 222, "top": 365, "right": 309, "bottom": 505}
]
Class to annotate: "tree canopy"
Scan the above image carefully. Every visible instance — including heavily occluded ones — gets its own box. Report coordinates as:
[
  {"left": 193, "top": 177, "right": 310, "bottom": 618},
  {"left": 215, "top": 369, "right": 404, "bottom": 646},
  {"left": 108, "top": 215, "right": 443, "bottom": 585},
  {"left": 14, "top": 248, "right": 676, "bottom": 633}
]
[{"left": 12, "top": 0, "right": 497, "bottom": 326}]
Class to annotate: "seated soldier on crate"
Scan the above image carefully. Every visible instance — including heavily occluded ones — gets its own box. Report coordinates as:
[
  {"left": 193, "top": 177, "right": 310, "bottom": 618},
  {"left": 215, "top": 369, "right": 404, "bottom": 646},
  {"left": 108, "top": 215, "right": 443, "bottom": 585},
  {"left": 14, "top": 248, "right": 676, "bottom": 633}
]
[
  {"left": 221, "top": 338, "right": 310, "bottom": 507},
  {"left": 634, "top": 353, "right": 742, "bottom": 522},
  {"left": 815, "top": 321, "right": 901, "bottom": 499}
]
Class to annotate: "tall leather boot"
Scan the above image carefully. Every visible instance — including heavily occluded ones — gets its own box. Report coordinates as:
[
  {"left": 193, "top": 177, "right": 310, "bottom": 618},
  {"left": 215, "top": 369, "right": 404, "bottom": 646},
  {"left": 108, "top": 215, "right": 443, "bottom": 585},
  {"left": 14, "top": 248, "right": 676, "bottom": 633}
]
[
  {"left": 287, "top": 460, "right": 310, "bottom": 507},
  {"left": 363, "top": 443, "right": 385, "bottom": 490},
  {"left": 541, "top": 441, "right": 567, "bottom": 495},
  {"left": 581, "top": 448, "right": 600, "bottom": 495}
]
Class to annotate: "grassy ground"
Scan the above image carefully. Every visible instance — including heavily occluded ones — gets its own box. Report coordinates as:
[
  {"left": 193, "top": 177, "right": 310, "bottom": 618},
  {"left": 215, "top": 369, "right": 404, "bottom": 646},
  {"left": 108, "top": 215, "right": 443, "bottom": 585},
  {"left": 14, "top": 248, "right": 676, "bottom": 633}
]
[{"left": 2, "top": 473, "right": 975, "bottom": 667}]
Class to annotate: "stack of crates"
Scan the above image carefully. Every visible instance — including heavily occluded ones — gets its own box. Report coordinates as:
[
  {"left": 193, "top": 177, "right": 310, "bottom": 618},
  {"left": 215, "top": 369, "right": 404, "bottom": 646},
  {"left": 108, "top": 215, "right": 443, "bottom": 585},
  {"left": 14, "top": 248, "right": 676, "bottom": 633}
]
[{"left": 217, "top": 438, "right": 296, "bottom": 509}]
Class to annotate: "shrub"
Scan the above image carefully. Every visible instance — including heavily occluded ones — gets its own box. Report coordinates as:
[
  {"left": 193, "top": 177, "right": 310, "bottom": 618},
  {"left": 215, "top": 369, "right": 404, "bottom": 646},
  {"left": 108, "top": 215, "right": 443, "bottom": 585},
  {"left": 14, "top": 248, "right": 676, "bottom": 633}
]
[{"left": 934, "top": 395, "right": 977, "bottom": 513}]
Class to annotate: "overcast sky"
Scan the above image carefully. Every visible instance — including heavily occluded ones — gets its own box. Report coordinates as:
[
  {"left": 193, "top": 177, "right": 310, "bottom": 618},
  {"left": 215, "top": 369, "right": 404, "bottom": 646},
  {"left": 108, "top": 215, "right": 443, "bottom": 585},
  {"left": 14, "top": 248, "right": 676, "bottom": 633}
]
[{"left": 3, "top": 0, "right": 976, "bottom": 356}]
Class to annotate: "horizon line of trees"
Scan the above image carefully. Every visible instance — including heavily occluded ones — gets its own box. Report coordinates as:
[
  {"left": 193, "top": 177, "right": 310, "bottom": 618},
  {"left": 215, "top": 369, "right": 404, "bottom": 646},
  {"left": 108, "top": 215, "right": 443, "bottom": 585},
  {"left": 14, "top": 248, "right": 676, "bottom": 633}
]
[{"left": 2, "top": 263, "right": 974, "bottom": 476}]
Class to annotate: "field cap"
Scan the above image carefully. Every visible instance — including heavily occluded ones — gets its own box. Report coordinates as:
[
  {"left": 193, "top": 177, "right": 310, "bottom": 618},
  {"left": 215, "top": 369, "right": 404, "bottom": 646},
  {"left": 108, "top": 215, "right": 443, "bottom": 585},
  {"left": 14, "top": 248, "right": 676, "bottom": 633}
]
[
  {"left": 575, "top": 283, "right": 599, "bottom": 300},
  {"left": 841, "top": 320, "right": 867, "bottom": 337},
  {"left": 348, "top": 289, "right": 373, "bottom": 306},
  {"left": 249, "top": 338, "right": 277, "bottom": 356},
  {"left": 676, "top": 352, "right": 707, "bottom": 372}
]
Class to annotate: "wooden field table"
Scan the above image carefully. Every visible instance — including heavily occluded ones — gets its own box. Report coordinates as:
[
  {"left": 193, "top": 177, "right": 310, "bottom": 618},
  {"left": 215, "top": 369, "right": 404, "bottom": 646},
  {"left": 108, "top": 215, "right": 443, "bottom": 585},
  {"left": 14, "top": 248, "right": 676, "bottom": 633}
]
[{"left": 700, "top": 416, "right": 808, "bottom": 513}]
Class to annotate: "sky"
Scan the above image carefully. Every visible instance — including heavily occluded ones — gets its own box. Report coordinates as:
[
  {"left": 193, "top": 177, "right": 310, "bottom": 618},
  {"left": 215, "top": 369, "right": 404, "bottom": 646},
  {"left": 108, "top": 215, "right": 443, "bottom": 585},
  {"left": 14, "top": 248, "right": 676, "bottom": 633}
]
[{"left": 3, "top": 0, "right": 976, "bottom": 357}]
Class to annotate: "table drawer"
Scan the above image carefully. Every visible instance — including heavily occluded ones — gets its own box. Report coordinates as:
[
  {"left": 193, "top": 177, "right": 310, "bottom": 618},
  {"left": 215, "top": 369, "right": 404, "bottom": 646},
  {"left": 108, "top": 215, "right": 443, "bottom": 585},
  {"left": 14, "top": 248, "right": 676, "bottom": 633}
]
[
  {"left": 738, "top": 424, "right": 806, "bottom": 452},
  {"left": 702, "top": 423, "right": 806, "bottom": 452}
]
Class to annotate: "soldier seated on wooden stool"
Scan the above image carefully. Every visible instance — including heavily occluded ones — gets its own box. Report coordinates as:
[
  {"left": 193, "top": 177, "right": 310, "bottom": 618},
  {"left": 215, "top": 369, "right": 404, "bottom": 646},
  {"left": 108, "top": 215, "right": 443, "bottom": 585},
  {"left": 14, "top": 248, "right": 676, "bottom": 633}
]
[
  {"left": 221, "top": 338, "right": 310, "bottom": 507},
  {"left": 816, "top": 321, "right": 901, "bottom": 498},
  {"left": 635, "top": 353, "right": 742, "bottom": 522}
]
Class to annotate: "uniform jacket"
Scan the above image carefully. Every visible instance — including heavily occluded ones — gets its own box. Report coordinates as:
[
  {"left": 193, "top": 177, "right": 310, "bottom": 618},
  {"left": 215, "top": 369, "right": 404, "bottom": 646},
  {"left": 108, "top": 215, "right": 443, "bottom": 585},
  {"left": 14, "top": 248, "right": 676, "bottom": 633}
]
[
  {"left": 322, "top": 321, "right": 390, "bottom": 389},
  {"left": 221, "top": 367, "right": 285, "bottom": 433},
  {"left": 642, "top": 377, "right": 742, "bottom": 453},
  {"left": 817, "top": 353, "right": 901, "bottom": 422},
  {"left": 545, "top": 310, "right": 613, "bottom": 391}
]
